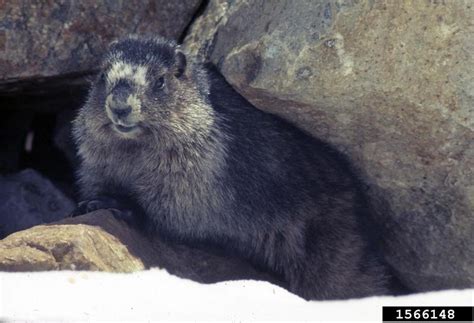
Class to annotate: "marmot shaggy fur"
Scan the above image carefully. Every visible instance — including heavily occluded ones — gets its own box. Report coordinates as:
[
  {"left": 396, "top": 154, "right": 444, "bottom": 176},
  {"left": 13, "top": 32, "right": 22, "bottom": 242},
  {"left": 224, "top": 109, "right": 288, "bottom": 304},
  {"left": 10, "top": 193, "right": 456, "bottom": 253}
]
[{"left": 72, "top": 36, "right": 393, "bottom": 300}]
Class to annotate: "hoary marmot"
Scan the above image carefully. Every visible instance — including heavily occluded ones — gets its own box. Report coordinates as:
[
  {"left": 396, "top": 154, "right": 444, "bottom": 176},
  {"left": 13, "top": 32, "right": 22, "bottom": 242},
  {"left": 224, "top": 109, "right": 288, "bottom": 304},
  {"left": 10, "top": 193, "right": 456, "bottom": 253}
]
[{"left": 72, "top": 36, "right": 393, "bottom": 300}]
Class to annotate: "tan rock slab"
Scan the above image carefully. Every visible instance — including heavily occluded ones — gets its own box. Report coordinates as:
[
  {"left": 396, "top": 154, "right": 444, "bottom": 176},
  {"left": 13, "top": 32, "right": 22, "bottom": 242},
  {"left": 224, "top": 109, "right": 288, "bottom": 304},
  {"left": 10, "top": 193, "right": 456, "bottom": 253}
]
[{"left": 0, "top": 211, "right": 144, "bottom": 272}]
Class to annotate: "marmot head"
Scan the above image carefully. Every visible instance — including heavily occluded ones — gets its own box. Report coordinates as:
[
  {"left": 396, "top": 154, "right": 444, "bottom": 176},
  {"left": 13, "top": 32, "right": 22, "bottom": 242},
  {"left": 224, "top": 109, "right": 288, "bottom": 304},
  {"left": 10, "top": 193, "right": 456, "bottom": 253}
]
[{"left": 81, "top": 36, "right": 213, "bottom": 144}]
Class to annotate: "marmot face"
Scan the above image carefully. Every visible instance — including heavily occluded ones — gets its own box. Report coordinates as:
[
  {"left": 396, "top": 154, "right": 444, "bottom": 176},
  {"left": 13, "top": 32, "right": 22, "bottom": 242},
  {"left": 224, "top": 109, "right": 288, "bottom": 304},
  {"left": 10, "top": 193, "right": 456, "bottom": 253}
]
[{"left": 84, "top": 36, "right": 210, "bottom": 143}]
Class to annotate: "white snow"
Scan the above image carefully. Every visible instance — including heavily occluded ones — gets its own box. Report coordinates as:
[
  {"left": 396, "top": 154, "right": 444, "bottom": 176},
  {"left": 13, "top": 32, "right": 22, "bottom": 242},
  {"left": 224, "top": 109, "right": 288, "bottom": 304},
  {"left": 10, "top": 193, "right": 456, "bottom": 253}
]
[{"left": 0, "top": 268, "right": 472, "bottom": 321}]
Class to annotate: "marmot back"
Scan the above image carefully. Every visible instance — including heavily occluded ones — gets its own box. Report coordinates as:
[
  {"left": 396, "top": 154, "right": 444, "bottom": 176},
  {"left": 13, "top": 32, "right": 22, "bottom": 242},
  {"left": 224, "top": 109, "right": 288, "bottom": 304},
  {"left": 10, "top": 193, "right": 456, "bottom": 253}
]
[{"left": 73, "top": 36, "right": 394, "bottom": 300}]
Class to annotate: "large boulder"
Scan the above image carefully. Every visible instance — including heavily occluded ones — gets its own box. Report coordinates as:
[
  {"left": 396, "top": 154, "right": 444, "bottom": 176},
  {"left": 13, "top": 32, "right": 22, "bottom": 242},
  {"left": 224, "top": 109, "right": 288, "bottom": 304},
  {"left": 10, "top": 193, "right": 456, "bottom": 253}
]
[
  {"left": 0, "top": 0, "right": 202, "bottom": 93},
  {"left": 184, "top": 0, "right": 474, "bottom": 291}
]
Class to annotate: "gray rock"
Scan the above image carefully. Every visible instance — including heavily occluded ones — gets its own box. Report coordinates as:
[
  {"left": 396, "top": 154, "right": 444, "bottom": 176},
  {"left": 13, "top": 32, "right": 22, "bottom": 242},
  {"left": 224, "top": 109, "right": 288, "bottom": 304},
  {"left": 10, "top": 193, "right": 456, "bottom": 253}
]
[
  {"left": 0, "top": 0, "right": 202, "bottom": 93},
  {"left": 184, "top": 0, "right": 474, "bottom": 291},
  {"left": 0, "top": 169, "right": 75, "bottom": 237}
]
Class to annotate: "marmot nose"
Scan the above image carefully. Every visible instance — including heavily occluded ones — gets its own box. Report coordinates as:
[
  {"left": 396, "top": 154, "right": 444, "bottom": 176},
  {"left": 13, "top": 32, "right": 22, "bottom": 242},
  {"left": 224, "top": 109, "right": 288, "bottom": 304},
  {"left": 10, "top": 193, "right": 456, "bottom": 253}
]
[
  {"left": 109, "top": 80, "right": 133, "bottom": 119},
  {"left": 111, "top": 105, "right": 132, "bottom": 118}
]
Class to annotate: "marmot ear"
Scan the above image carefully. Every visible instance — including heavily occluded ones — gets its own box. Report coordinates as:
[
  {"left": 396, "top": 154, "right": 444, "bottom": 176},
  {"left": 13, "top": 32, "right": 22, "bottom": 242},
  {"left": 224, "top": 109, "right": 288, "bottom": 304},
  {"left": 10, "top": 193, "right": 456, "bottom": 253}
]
[{"left": 174, "top": 49, "right": 187, "bottom": 78}]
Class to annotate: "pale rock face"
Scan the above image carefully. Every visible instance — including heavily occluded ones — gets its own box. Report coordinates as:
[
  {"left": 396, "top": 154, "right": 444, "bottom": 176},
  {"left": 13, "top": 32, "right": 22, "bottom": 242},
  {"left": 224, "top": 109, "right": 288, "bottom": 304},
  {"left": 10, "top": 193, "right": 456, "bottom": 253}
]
[{"left": 184, "top": 0, "right": 474, "bottom": 291}]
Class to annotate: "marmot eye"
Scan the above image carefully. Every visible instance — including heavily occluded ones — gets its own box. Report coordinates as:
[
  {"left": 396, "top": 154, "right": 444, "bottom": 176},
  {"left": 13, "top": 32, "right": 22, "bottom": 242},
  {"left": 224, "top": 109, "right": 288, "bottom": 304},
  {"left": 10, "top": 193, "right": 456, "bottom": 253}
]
[
  {"left": 154, "top": 76, "right": 165, "bottom": 91},
  {"left": 99, "top": 71, "right": 106, "bottom": 83}
]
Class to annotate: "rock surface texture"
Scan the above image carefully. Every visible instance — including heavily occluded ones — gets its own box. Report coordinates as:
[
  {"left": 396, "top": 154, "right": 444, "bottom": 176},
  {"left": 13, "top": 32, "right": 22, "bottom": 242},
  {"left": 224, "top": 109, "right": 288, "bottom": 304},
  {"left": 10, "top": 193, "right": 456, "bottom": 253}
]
[
  {"left": 0, "top": 211, "right": 144, "bottom": 272},
  {"left": 0, "top": 0, "right": 201, "bottom": 93},
  {"left": 0, "top": 211, "right": 273, "bottom": 284},
  {"left": 0, "top": 169, "right": 74, "bottom": 238},
  {"left": 184, "top": 0, "right": 474, "bottom": 291},
  {"left": 0, "top": 212, "right": 143, "bottom": 272}
]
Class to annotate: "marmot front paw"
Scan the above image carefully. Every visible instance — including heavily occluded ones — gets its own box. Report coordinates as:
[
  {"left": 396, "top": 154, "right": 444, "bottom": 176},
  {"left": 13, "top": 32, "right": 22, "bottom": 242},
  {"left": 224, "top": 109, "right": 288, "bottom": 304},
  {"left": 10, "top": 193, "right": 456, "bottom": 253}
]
[{"left": 71, "top": 197, "right": 134, "bottom": 223}]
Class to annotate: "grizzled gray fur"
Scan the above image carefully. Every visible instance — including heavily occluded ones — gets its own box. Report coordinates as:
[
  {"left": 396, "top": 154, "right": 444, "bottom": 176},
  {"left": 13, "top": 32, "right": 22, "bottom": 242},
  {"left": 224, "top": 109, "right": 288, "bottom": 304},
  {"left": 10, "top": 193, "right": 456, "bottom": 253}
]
[{"left": 73, "top": 36, "right": 395, "bottom": 300}]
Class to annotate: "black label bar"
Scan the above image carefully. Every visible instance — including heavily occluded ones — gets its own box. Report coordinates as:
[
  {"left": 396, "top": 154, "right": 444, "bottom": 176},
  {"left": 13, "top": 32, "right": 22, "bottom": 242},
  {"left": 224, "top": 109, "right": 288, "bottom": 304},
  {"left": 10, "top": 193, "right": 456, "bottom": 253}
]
[{"left": 383, "top": 306, "right": 473, "bottom": 322}]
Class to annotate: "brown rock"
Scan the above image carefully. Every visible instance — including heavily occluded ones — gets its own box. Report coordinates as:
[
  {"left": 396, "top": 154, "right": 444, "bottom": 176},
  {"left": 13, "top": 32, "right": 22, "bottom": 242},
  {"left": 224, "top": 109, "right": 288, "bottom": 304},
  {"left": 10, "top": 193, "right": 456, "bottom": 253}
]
[
  {"left": 0, "top": 0, "right": 202, "bottom": 93},
  {"left": 184, "top": 0, "right": 474, "bottom": 291},
  {"left": 0, "top": 210, "right": 274, "bottom": 285},
  {"left": 0, "top": 211, "right": 144, "bottom": 272}
]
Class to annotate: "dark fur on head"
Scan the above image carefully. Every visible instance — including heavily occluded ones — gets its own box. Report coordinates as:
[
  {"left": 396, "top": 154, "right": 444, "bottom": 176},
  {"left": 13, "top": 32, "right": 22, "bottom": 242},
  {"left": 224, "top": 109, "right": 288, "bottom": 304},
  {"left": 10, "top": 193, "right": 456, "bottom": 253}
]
[{"left": 73, "top": 36, "right": 399, "bottom": 300}]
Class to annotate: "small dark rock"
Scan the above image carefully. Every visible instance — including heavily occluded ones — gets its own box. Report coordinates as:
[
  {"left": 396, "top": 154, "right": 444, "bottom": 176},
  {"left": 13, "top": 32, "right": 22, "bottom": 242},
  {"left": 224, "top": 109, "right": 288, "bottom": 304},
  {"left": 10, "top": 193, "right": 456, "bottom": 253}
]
[
  {"left": 0, "top": 169, "right": 74, "bottom": 238},
  {"left": 296, "top": 66, "right": 313, "bottom": 80}
]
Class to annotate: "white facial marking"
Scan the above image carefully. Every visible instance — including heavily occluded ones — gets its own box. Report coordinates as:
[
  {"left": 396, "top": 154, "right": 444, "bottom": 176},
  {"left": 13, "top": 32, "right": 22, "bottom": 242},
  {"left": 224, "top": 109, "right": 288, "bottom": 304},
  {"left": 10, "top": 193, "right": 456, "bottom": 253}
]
[
  {"left": 107, "top": 61, "right": 148, "bottom": 87},
  {"left": 105, "top": 95, "right": 115, "bottom": 121},
  {"left": 127, "top": 93, "right": 142, "bottom": 115},
  {"left": 134, "top": 66, "right": 148, "bottom": 87}
]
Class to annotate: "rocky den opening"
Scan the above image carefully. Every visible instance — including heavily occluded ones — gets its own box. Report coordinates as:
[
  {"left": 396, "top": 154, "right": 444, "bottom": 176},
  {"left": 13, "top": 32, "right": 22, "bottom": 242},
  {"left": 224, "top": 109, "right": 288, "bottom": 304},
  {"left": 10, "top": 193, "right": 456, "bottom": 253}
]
[{"left": 0, "top": 79, "right": 87, "bottom": 238}]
